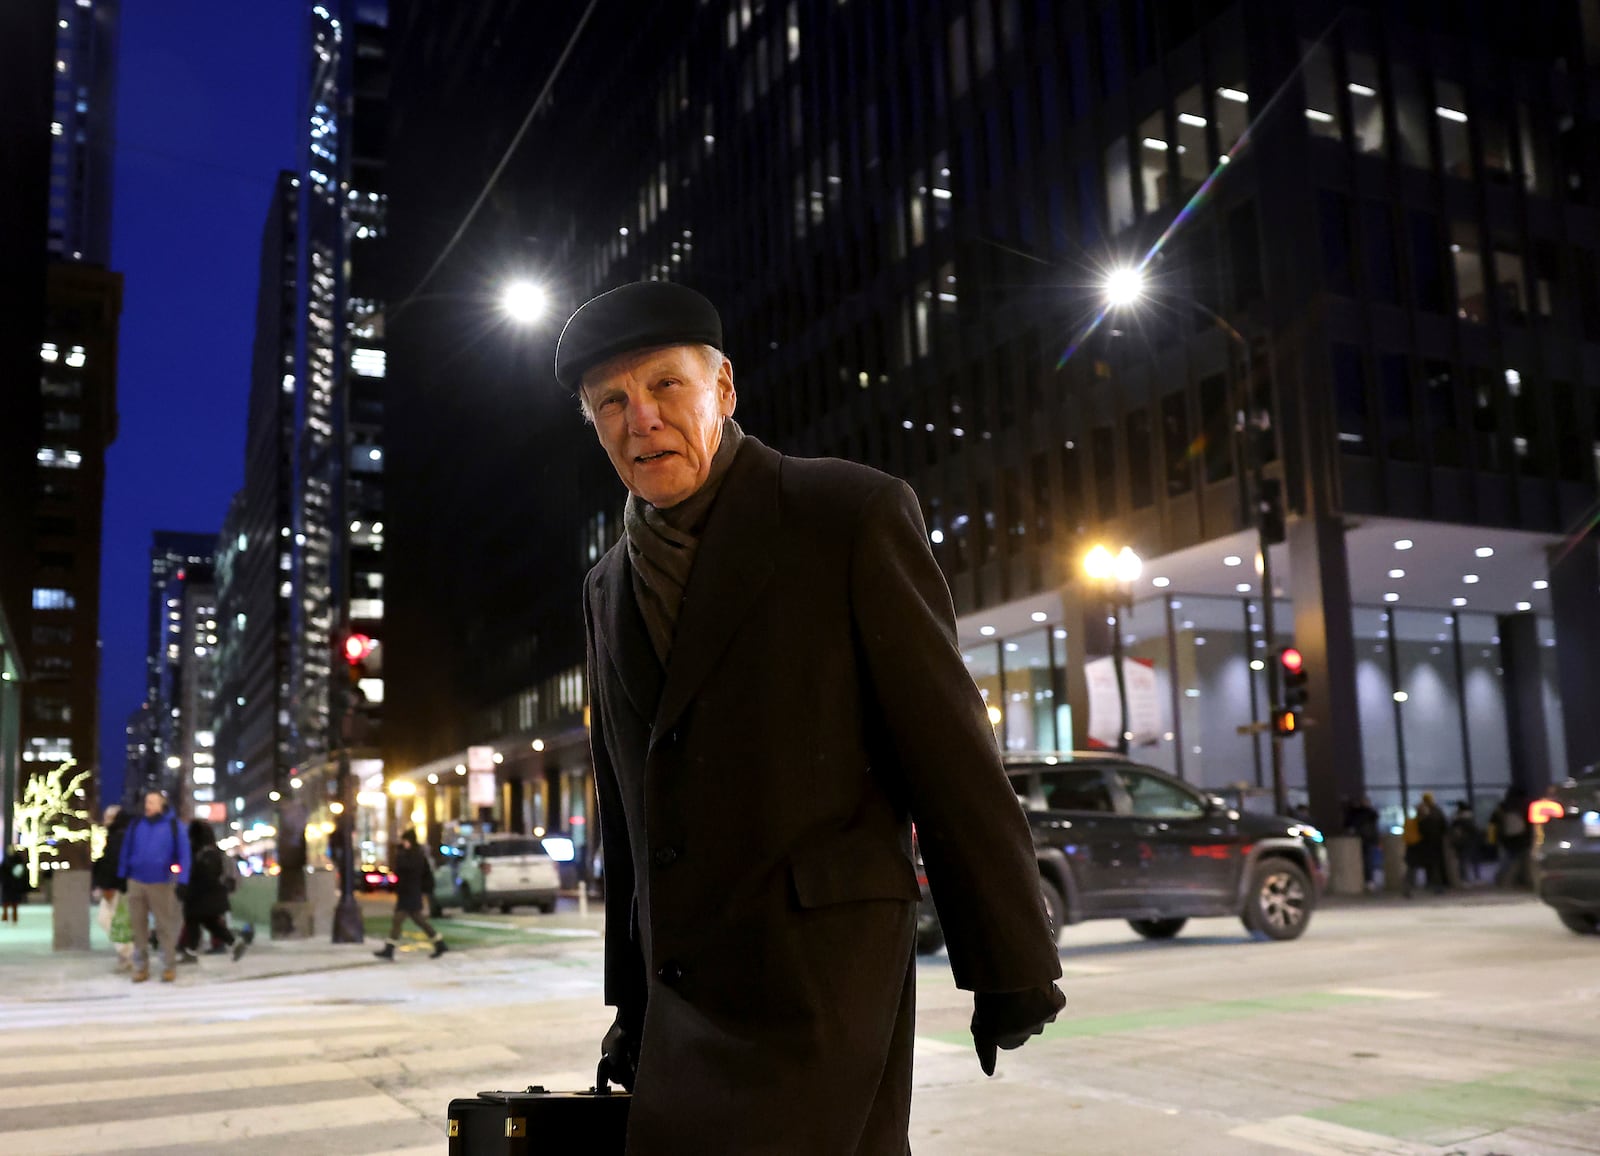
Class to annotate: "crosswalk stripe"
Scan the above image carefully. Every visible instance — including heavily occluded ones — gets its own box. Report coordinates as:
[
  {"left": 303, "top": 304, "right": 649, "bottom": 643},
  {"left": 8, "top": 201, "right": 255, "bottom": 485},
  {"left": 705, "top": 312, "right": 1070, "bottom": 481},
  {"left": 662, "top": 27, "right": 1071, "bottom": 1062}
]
[
  {"left": 0, "top": 1033, "right": 414, "bottom": 1077},
  {"left": 0, "top": 1008, "right": 400, "bottom": 1046},
  {"left": 0, "top": 1045, "right": 521, "bottom": 1110},
  {"left": 0, "top": 1094, "right": 417, "bottom": 1156}
]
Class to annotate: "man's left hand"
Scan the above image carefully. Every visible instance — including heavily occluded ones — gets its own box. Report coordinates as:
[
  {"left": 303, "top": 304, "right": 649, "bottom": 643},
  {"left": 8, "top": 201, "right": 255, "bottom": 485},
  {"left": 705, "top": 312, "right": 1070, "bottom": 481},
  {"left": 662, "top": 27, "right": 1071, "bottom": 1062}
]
[{"left": 970, "top": 984, "right": 1066, "bottom": 1076}]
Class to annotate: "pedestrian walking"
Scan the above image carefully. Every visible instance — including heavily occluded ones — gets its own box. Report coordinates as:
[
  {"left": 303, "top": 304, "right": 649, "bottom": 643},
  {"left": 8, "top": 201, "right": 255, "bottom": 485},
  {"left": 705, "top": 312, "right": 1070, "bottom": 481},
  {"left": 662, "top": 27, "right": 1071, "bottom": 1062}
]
[
  {"left": 1344, "top": 796, "right": 1381, "bottom": 891},
  {"left": 1, "top": 845, "right": 28, "bottom": 923},
  {"left": 373, "top": 829, "right": 447, "bottom": 960},
  {"left": 92, "top": 806, "right": 132, "bottom": 969},
  {"left": 1450, "top": 801, "right": 1483, "bottom": 884},
  {"left": 178, "top": 820, "right": 253, "bottom": 964},
  {"left": 1489, "top": 787, "right": 1532, "bottom": 887},
  {"left": 559, "top": 282, "right": 1063, "bottom": 1152},
  {"left": 1416, "top": 794, "right": 1449, "bottom": 894},
  {"left": 116, "top": 790, "right": 190, "bottom": 983}
]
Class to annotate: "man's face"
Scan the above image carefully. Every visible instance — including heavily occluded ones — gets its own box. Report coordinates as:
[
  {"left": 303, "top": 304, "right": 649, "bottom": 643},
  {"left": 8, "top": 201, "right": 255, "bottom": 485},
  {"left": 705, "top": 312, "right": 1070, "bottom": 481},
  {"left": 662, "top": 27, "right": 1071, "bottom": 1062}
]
[
  {"left": 144, "top": 792, "right": 164, "bottom": 818},
  {"left": 582, "top": 344, "right": 736, "bottom": 509}
]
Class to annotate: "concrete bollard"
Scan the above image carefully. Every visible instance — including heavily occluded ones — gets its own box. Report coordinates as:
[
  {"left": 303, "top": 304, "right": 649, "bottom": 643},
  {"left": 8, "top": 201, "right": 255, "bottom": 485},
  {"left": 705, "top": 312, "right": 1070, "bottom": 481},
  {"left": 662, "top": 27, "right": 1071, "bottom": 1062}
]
[
  {"left": 1382, "top": 833, "right": 1409, "bottom": 893},
  {"left": 1326, "top": 835, "right": 1365, "bottom": 896},
  {"left": 51, "top": 868, "right": 93, "bottom": 951},
  {"left": 307, "top": 868, "right": 338, "bottom": 937}
]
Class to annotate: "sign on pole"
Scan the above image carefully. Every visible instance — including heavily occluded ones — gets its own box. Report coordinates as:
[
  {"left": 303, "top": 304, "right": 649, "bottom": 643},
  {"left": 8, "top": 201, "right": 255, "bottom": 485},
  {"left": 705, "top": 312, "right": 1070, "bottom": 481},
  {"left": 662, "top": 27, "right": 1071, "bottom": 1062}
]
[{"left": 1084, "top": 656, "right": 1162, "bottom": 749}]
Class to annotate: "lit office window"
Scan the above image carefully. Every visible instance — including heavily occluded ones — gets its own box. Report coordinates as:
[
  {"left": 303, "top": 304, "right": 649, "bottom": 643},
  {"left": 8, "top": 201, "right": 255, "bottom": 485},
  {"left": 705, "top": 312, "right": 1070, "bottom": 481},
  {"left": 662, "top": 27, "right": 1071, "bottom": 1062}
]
[{"left": 32, "top": 588, "right": 76, "bottom": 610}]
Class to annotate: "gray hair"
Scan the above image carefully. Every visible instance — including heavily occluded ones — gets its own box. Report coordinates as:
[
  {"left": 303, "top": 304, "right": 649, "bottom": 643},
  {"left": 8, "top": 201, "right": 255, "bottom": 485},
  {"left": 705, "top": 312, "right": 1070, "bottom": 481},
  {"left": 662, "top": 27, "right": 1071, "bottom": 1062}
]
[{"left": 576, "top": 344, "right": 726, "bottom": 424}]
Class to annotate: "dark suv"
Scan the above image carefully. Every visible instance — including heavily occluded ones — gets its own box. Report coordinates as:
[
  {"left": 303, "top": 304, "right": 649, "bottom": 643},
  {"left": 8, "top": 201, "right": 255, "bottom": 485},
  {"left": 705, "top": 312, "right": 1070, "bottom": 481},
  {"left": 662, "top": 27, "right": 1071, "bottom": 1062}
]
[
  {"left": 1531, "top": 765, "right": 1600, "bottom": 935},
  {"left": 916, "top": 753, "right": 1328, "bottom": 951}
]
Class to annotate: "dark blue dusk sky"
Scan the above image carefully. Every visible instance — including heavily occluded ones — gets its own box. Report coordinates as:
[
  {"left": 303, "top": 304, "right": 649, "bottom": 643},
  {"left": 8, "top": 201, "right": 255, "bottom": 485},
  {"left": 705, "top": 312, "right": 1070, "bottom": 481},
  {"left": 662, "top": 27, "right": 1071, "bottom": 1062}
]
[{"left": 100, "top": 1, "right": 304, "bottom": 802}]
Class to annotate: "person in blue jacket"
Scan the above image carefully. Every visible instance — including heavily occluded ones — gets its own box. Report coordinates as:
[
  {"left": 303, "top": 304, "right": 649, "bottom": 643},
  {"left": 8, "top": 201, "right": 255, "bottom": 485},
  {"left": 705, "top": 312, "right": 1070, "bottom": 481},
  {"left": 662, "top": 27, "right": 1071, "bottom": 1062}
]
[{"left": 116, "top": 790, "right": 191, "bottom": 983}]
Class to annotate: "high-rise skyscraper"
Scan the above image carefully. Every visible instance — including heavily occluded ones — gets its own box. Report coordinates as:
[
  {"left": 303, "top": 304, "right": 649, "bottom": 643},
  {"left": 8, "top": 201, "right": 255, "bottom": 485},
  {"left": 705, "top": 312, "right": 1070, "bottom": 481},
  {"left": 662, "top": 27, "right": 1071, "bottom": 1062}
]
[
  {"left": 0, "top": 0, "right": 58, "bottom": 847},
  {"left": 286, "top": 0, "right": 389, "bottom": 857},
  {"left": 46, "top": 0, "right": 119, "bottom": 265},
  {"left": 149, "top": 563, "right": 219, "bottom": 818},
  {"left": 214, "top": 172, "right": 301, "bottom": 839}
]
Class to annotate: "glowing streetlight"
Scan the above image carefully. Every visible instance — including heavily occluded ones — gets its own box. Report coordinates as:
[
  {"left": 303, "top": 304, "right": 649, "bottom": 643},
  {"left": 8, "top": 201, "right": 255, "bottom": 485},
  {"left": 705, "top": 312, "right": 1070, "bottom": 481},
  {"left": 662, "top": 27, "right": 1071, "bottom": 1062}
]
[
  {"left": 1083, "top": 543, "right": 1115, "bottom": 581},
  {"left": 1113, "top": 546, "right": 1142, "bottom": 584},
  {"left": 1103, "top": 266, "right": 1146, "bottom": 309},
  {"left": 501, "top": 279, "right": 548, "bottom": 324}
]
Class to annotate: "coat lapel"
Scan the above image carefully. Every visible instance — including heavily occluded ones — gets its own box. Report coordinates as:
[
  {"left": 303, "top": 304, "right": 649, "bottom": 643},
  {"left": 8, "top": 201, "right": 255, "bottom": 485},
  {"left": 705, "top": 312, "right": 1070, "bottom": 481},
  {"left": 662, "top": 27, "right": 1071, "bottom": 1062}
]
[
  {"left": 650, "top": 437, "right": 779, "bottom": 749},
  {"left": 593, "top": 541, "right": 666, "bottom": 723}
]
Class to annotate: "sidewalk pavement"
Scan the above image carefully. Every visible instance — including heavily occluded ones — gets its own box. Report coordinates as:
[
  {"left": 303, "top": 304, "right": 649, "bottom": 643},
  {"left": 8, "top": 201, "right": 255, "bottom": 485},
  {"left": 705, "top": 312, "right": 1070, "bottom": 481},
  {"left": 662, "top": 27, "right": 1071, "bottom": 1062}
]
[{"left": 0, "top": 899, "right": 607, "bottom": 1002}]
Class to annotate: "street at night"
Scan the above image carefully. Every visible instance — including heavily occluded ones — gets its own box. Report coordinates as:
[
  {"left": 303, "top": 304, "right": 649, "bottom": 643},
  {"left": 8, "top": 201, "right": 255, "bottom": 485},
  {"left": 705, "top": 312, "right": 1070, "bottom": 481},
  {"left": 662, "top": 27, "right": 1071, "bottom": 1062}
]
[
  {"left": 8, "top": 0, "right": 1600, "bottom": 1151},
  {"left": 1, "top": 894, "right": 1595, "bottom": 1155}
]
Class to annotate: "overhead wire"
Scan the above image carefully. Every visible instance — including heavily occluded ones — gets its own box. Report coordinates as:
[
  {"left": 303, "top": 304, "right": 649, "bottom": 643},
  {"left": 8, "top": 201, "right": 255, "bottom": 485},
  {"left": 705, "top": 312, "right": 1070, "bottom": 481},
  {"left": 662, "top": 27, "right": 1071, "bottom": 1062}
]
[{"left": 389, "top": 0, "right": 605, "bottom": 319}]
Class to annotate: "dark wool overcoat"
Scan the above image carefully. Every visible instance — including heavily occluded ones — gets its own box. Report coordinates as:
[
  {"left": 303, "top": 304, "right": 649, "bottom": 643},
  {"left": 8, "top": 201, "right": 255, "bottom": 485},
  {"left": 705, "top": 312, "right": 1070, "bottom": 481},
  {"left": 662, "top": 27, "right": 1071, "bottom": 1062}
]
[{"left": 583, "top": 436, "right": 1061, "bottom": 1155}]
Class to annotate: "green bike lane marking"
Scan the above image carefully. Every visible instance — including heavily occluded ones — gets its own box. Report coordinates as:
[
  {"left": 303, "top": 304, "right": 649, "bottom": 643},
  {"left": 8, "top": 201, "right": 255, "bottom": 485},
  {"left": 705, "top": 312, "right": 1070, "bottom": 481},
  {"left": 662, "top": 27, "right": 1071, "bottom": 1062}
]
[
  {"left": 928, "top": 990, "right": 1372, "bottom": 1046},
  {"left": 1306, "top": 1059, "right": 1600, "bottom": 1144}
]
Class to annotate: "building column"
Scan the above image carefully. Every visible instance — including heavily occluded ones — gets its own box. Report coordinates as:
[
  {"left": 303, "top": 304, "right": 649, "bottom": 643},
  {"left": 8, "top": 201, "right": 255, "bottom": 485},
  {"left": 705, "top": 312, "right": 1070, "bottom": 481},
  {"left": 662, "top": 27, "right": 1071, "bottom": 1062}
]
[
  {"left": 1059, "top": 578, "right": 1107, "bottom": 750},
  {"left": 1498, "top": 611, "right": 1552, "bottom": 794},
  {"left": 1548, "top": 534, "right": 1600, "bottom": 777},
  {"left": 1287, "top": 513, "right": 1364, "bottom": 828}
]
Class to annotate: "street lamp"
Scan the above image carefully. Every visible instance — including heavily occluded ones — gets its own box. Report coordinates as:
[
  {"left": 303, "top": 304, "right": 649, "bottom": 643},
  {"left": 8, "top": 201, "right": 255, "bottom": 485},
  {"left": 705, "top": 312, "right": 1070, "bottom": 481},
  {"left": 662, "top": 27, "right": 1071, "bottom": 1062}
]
[
  {"left": 1083, "top": 544, "right": 1141, "bottom": 755},
  {"left": 1103, "top": 269, "right": 1287, "bottom": 814},
  {"left": 500, "top": 279, "right": 548, "bottom": 324}
]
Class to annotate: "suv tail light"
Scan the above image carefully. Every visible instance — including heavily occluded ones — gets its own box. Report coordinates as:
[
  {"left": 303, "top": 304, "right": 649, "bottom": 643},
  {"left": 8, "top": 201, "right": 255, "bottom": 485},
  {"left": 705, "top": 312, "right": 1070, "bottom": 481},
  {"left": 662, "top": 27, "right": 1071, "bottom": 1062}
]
[
  {"left": 1529, "top": 799, "right": 1565, "bottom": 825},
  {"left": 480, "top": 862, "right": 492, "bottom": 876}
]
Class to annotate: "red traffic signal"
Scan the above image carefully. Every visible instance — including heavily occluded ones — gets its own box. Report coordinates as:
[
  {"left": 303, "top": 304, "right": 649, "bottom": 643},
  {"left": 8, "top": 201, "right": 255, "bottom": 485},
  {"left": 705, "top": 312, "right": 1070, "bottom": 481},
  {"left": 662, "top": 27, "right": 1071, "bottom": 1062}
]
[
  {"left": 343, "top": 633, "right": 374, "bottom": 664},
  {"left": 1279, "top": 647, "right": 1304, "bottom": 675}
]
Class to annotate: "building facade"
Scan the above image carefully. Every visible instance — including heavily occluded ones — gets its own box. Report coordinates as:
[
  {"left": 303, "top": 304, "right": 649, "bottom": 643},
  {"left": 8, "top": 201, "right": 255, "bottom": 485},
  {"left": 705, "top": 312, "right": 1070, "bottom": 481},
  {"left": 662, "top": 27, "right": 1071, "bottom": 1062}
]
[
  {"left": 0, "top": 0, "right": 58, "bottom": 846},
  {"left": 383, "top": 0, "right": 1600, "bottom": 839},
  {"left": 126, "top": 532, "right": 215, "bottom": 802},
  {"left": 151, "top": 564, "right": 219, "bottom": 819},
  {"left": 22, "top": 262, "right": 121, "bottom": 806},
  {"left": 287, "top": 0, "right": 389, "bottom": 829},
  {"left": 214, "top": 172, "right": 302, "bottom": 845},
  {"left": 47, "top": 0, "right": 118, "bottom": 264}
]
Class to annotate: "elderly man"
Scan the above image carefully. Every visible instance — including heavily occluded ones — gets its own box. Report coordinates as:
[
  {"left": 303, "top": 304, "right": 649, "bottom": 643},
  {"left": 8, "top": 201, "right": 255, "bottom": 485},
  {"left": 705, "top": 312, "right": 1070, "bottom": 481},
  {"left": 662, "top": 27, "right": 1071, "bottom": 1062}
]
[{"left": 559, "top": 282, "right": 1064, "bottom": 1153}]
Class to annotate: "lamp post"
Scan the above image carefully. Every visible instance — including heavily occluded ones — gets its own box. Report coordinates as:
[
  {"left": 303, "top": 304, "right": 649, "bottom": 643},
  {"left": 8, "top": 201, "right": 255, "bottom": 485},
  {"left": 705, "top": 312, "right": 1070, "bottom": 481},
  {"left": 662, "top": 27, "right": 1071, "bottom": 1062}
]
[
  {"left": 1083, "top": 544, "right": 1142, "bottom": 755},
  {"left": 1102, "top": 269, "right": 1286, "bottom": 813}
]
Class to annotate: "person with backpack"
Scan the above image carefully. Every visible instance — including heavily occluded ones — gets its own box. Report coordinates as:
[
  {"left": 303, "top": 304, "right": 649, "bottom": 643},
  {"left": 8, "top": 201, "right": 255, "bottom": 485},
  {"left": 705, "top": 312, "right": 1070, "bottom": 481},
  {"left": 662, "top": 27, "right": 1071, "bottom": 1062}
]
[
  {"left": 116, "top": 790, "right": 191, "bottom": 983},
  {"left": 177, "top": 819, "right": 253, "bottom": 964}
]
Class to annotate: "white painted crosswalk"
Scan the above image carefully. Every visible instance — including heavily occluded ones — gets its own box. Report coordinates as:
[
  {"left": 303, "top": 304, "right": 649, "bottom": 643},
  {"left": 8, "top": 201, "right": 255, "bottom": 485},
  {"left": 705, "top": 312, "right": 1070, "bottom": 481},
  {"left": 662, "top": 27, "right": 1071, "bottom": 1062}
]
[{"left": 0, "top": 955, "right": 614, "bottom": 1155}]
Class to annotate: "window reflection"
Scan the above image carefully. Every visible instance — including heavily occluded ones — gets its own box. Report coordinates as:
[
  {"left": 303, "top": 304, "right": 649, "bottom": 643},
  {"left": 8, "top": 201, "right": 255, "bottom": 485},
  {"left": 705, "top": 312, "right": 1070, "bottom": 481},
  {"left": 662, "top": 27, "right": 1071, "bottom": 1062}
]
[
  {"left": 1174, "top": 86, "right": 1208, "bottom": 196},
  {"left": 1348, "top": 54, "right": 1385, "bottom": 156},
  {"left": 1137, "top": 109, "right": 1169, "bottom": 214}
]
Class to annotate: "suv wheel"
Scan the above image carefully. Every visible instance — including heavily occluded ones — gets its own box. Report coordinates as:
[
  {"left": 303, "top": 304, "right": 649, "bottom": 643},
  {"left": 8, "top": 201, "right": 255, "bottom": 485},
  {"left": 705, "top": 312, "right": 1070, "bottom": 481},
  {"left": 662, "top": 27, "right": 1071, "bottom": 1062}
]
[
  {"left": 1241, "top": 858, "right": 1312, "bottom": 941},
  {"left": 1039, "top": 878, "right": 1065, "bottom": 945},
  {"left": 1558, "top": 911, "right": 1600, "bottom": 935},
  {"left": 1128, "top": 918, "right": 1187, "bottom": 940}
]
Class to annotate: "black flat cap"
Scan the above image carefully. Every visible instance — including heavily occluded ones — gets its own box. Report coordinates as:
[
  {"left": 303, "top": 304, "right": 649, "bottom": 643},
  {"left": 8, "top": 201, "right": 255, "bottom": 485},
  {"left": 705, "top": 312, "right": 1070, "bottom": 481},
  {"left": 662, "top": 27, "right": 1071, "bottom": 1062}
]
[{"left": 554, "top": 281, "right": 723, "bottom": 391}]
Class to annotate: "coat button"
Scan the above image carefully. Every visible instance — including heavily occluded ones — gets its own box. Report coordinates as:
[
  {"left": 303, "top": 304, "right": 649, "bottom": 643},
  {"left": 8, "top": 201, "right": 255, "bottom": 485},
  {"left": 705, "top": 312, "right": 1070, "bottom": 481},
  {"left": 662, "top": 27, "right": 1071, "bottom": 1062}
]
[
  {"left": 653, "top": 846, "right": 679, "bottom": 868},
  {"left": 656, "top": 960, "right": 683, "bottom": 985}
]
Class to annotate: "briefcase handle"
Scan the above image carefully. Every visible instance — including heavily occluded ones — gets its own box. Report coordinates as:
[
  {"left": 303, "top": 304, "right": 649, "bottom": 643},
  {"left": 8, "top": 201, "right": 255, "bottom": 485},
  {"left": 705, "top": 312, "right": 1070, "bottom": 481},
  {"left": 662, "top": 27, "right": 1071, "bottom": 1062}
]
[{"left": 593, "top": 1060, "right": 620, "bottom": 1095}]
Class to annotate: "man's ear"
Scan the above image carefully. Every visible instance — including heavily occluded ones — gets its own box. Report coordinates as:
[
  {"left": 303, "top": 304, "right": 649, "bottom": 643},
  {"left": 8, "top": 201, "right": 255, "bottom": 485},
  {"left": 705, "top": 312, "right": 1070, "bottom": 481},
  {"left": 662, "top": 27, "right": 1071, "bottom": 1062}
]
[{"left": 718, "top": 357, "right": 737, "bottom": 416}]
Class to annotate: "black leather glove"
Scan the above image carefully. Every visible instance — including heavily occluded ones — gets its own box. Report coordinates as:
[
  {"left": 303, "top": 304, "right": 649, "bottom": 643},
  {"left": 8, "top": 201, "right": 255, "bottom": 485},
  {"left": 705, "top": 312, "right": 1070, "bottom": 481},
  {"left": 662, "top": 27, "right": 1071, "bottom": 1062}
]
[
  {"left": 597, "top": 1012, "right": 641, "bottom": 1092},
  {"left": 970, "top": 983, "right": 1066, "bottom": 1077}
]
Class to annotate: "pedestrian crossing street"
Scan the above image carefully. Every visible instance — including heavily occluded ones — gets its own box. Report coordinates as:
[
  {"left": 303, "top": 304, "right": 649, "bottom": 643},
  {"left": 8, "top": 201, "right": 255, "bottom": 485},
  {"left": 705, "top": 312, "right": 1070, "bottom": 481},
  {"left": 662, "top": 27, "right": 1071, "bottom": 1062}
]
[{"left": 0, "top": 956, "right": 614, "bottom": 1156}]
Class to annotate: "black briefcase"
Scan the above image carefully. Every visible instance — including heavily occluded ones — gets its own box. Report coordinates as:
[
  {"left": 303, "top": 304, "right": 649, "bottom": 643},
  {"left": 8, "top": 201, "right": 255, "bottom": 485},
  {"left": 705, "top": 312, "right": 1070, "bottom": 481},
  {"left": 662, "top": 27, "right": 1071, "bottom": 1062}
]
[{"left": 447, "top": 1065, "right": 630, "bottom": 1154}]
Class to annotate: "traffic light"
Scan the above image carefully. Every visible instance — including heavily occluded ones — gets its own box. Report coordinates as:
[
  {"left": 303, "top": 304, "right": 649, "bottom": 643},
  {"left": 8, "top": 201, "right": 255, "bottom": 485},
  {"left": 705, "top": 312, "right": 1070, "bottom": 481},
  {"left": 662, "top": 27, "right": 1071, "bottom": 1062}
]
[
  {"left": 341, "top": 632, "right": 375, "bottom": 692},
  {"left": 1276, "top": 645, "right": 1308, "bottom": 736}
]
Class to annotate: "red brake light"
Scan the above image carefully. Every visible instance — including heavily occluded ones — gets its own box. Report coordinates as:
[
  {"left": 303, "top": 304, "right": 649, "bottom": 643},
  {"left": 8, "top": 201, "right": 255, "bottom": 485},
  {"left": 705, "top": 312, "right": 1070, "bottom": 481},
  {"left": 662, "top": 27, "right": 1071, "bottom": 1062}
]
[{"left": 1528, "top": 799, "right": 1564, "bottom": 825}]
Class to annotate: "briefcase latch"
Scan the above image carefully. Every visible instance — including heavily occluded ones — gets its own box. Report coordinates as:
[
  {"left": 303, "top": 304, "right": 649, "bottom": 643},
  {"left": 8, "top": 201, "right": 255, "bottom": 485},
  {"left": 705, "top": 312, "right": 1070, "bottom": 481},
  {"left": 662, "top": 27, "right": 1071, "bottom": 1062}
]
[
  {"left": 447, "top": 1120, "right": 459, "bottom": 1137},
  {"left": 506, "top": 1117, "right": 528, "bottom": 1138}
]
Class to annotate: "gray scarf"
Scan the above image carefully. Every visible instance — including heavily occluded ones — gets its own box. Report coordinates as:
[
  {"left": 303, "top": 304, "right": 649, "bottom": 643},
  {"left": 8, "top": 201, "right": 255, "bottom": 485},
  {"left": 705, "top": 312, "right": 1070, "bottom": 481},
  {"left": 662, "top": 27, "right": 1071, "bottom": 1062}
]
[{"left": 624, "top": 417, "right": 744, "bottom": 665}]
